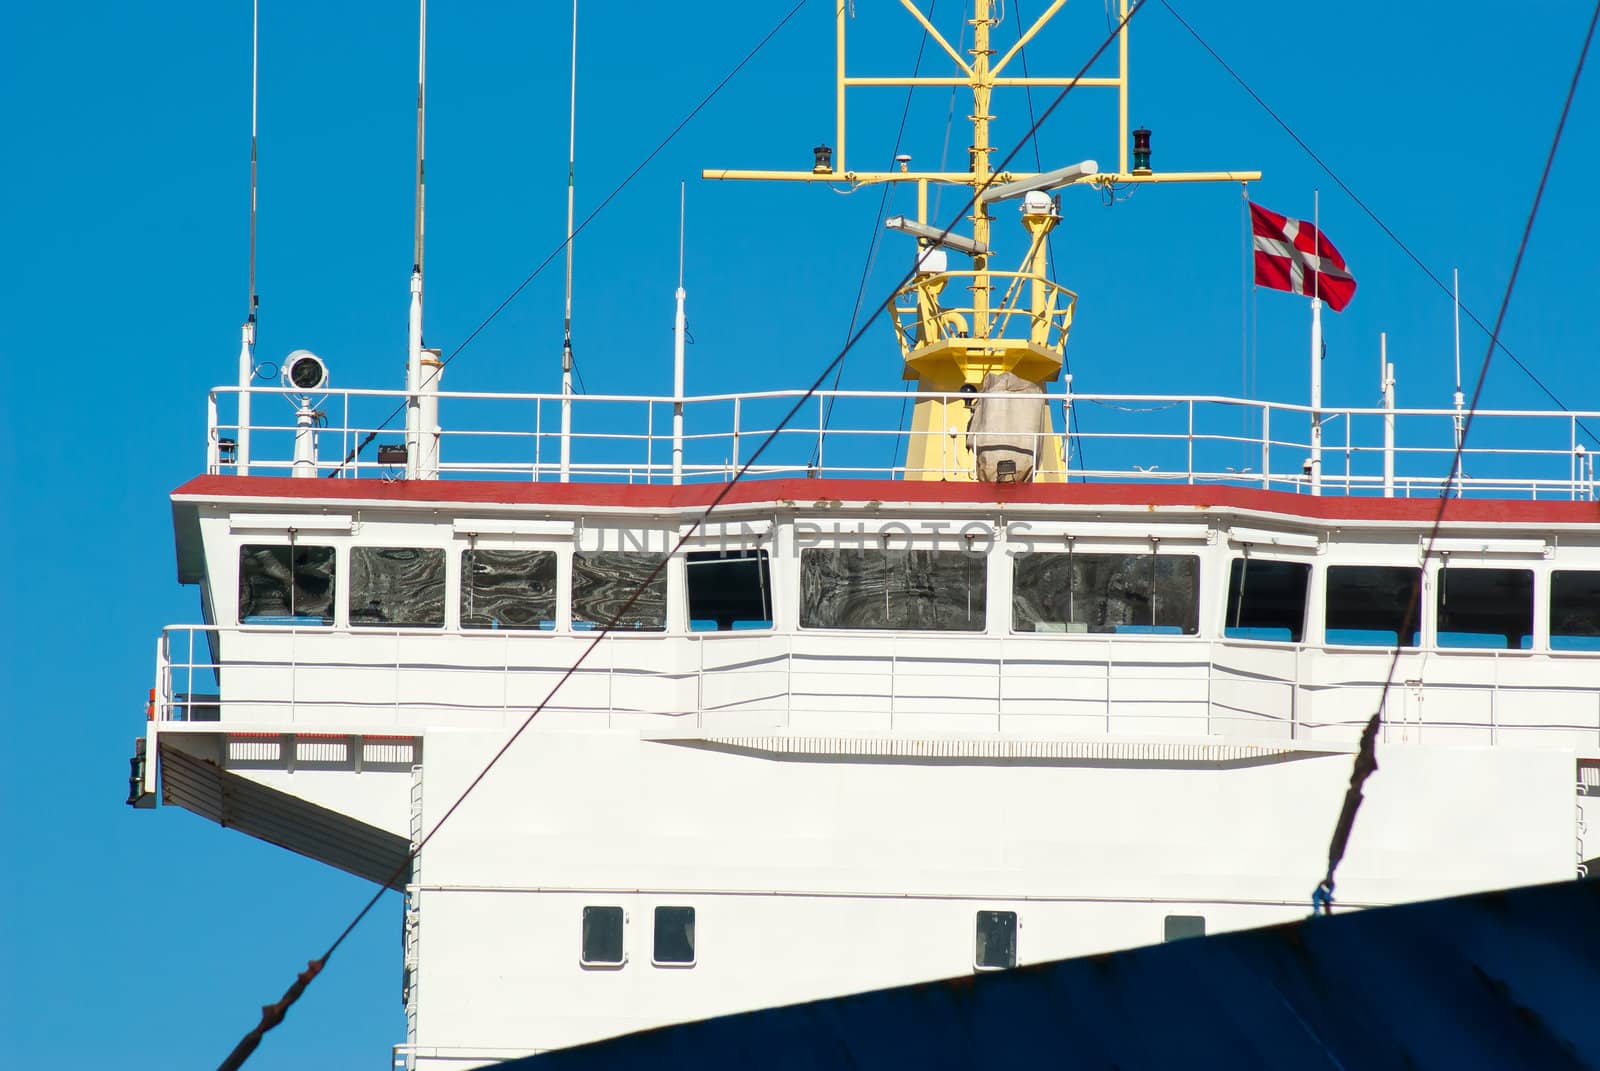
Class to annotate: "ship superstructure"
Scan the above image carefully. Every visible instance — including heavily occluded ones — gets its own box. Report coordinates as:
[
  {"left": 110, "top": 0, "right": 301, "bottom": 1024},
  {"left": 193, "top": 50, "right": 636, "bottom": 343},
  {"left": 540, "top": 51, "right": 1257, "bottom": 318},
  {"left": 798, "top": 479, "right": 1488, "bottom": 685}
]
[{"left": 132, "top": 4, "right": 1600, "bottom": 1068}]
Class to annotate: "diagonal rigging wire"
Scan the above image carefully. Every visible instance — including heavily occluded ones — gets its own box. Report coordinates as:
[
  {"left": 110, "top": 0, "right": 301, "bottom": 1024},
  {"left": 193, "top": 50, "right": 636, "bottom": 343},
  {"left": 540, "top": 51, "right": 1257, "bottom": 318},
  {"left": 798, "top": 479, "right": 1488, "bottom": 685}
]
[
  {"left": 1316, "top": 0, "right": 1598, "bottom": 912},
  {"left": 326, "top": 0, "right": 812, "bottom": 477},
  {"left": 1160, "top": 0, "right": 1600, "bottom": 449},
  {"left": 216, "top": 6, "right": 1151, "bottom": 1067},
  {"left": 809, "top": 0, "right": 935, "bottom": 469}
]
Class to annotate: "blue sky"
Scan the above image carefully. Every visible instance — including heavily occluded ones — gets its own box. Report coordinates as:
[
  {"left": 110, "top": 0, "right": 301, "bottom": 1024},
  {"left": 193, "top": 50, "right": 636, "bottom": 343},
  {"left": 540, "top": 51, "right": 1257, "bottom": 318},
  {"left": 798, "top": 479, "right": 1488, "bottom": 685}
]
[{"left": 2, "top": 1, "right": 1596, "bottom": 1066}]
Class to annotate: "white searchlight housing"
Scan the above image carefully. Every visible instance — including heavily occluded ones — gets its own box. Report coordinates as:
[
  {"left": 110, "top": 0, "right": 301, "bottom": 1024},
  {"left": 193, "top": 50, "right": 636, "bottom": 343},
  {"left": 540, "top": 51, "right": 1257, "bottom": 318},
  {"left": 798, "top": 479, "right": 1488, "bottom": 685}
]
[{"left": 282, "top": 349, "right": 329, "bottom": 393}]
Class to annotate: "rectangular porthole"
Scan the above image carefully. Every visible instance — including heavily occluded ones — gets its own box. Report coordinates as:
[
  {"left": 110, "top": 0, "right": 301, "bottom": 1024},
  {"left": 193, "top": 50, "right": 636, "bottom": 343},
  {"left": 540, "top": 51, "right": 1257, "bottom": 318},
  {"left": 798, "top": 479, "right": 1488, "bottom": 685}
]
[
  {"left": 1163, "top": 915, "right": 1206, "bottom": 941},
  {"left": 573, "top": 553, "right": 667, "bottom": 632},
  {"left": 1436, "top": 567, "right": 1533, "bottom": 650},
  {"left": 461, "top": 548, "right": 557, "bottom": 630},
  {"left": 581, "top": 906, "right": 625, "bottom": 967},
  {"left": 652, "top": 906, "right": 695, "bottom": 966},
  {"left": 1325, "top": 565, "right": 1421, "bottom": 647},
  {"left": 686, "top": 550, "right": 773, "bottom": 632},
  {"left": 1224, "top": 557, "right": 1310, "bottom": 642},
  {"left": 974, "top": 910, "right": 1017, "bottom": 970},
  {"left": 1551, "top": 571, "right": 1600, "bottom": 651},
  {"left": 1012, "top": 551, "right": 1199, "bottom": 635},
  {"left": 801, "top": 548, "right": 986, "bottom": 631},
  {"left": 350, "top": 547, "right": 446, "bottom": 628},
  {"left": 238, "top": 544, "right": 336, "bottom": 625}
]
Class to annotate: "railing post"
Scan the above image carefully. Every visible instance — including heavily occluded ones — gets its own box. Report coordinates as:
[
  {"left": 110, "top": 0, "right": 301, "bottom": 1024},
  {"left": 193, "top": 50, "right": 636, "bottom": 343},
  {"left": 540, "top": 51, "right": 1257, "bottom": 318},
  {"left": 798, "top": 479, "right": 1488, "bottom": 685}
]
[
  {"left": 731, "top": 396, "right": 741, "bottom": 480},
  {"left": 1260, "top": 405, "right": 1271, "bottom": 490},
  {"left": 817, "top": 393, "right": 826, "bottom": 475},
  {"left": 1186, "top": 399, "right": 1195, "bottom": 485},
  {"left": 206, "top": 391, "right": 221, "bottom": 474},
  {"left": 646, "top": 400, "right": 655, "bottom": 485}
]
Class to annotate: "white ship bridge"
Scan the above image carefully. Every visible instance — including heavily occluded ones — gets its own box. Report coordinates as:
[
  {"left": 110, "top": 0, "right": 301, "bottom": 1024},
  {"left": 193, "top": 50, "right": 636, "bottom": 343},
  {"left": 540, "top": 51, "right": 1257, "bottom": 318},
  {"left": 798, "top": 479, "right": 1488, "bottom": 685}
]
[{"left": 137, "top": 383, "right": 1600, "bottom": 1067}]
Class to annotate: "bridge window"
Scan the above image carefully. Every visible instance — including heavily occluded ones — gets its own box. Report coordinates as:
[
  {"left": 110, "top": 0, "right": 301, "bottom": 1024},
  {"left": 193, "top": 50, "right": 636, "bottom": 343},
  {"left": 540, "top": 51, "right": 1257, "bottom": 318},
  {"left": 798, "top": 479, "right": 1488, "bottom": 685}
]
[
  {"left": 800, "top": 548, "right": 986, "bottom": 631},
  {"left": 238, "top": 544, "right": 336, "bottom": 625},
  {"left": 653, "top": 906, "right": 695, "bottom": 966},
  {"left": 1550, "top": 571, "right": 1600, "bottom": 651},
  {"left": 975, "top": 910, "right": 1017, "bottom": 970},
  {"left": 1012, "top": 551, "right": 1198, "bottom": 634},
  {"left": 1325, "top": 565, "right": 1420, "bottom": 647},
  {"left": 1224, "top": 557, "right": 1309, "bottom": 642},
  {"left": 581, "top": 906, "right": 625, "bottom": 967},
  {"left": 573, "top": 553, "right": 667, "bottom": 631},
  {"left": 461, "top": 548, "right": 557, "bottom": 630},
  {"left": 687, "top": 550, "right": 773, "bottom": 632},
  {"left": 351, "top": 547, "right": 445, "bottom": 628},
  {"left": 1436, "top": 566, "right": 1533, "bottom": 649},
  {"left": 1163, "top": 914, "right": 1206, "bottom": 941}
]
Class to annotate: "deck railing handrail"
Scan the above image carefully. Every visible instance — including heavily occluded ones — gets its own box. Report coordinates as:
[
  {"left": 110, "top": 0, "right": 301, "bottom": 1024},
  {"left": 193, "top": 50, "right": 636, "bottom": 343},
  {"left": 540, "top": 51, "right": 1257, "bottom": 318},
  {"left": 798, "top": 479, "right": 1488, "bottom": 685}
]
[{"left": 202, "top": 385, "right": 1600, "bottom": 500}]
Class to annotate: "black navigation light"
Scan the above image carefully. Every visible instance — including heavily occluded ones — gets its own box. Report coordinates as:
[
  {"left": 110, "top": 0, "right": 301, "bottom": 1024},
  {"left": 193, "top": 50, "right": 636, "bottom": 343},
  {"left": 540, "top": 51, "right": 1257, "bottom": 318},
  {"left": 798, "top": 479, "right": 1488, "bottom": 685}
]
[
  {"left": 378, "top": 444, "right": 409, "bottom": 466},
  {"left": 1131, "top": 127, "right": 1153, "bottom": 174},
  {"left": 218, "top": 437, "right": 237, "bottom": 463},
  {"left": 812, "top": 143, "right": 833, "bottom": 174}
]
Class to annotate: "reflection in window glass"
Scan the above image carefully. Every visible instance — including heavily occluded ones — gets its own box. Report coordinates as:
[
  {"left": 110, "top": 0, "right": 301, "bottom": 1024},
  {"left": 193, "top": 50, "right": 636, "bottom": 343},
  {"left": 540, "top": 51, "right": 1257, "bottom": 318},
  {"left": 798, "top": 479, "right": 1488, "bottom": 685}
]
[
  {"left": 573, "top": 553, "right": 667, "bottom": 631},
  {"left": 462, "top": 549, "right": 557, "bottom": 630},
  {"left": 1436, "top": 567, "right": 1533, "bottom": 649},
  {"left": 1551, "top": 571, "right": 1600, "bottom": 651},
  {"left": 1164, "top": 915, "right": 1206, "bottom": 942},
  {"left": 351, "top": 547, "right": 445, "bottom": 627},
  {"left": 1012, "top": 551, "right": 1198, "bottom": 634},
  {"left": 238, "top": 544, "right": 336, "bottom": 625},
  {"left": 975, "top": 910, "right": 1017, "bottom": 969},
  {"left": 581, "top": 906, "right": 625, "bottom": 966},
  {"left": 1325, "top": 565, "right": 1420, "bottom": 647},
  {"left": 800, "top": 549, "right": 986, "bottom": 631},
  {"left": 653, "top": 906, "right": 695, "bottom": 965},
  {"left": 687, "top": 550, "right": 772, "bottom": 632},
  {"left": 1225, "top": 558, "right": 1310, "bottom": 642}
]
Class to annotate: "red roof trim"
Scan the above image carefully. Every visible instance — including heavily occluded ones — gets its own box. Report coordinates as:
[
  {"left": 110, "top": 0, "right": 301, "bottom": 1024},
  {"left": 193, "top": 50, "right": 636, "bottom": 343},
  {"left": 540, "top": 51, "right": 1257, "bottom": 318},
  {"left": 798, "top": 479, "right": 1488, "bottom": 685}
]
[{"left": 172, "top": 474, "right": 1600, "bottom": 525}]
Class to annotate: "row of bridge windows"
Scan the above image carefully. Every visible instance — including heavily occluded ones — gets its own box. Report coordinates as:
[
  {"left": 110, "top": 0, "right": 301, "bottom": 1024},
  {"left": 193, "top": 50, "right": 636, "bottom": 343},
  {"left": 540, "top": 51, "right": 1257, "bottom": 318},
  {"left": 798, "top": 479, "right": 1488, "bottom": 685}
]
[
  {"left": 575, "top": 906, "right": 1206, "bottom": 971},
  {"left": 236, "top": 543, "right": 1600, "bottom": 650}
]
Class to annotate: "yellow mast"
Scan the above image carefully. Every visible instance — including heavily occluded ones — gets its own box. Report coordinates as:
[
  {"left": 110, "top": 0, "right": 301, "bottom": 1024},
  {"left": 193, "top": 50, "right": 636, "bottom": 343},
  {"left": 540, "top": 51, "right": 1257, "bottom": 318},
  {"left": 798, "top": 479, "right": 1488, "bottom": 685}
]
[{"left": 703, "top": 0, "right": 1259, "bottom": 481}]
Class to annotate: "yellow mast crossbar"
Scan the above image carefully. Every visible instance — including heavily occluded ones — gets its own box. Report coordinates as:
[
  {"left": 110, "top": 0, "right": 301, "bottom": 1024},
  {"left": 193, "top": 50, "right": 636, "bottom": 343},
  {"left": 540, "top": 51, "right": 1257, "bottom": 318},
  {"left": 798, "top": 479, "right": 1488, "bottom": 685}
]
[
  {"left": 700, "top": 169, "right": 1261, "bottom": 187},
  {"left": 703, "top": 0, "right": 1258, "bottom": 483}
]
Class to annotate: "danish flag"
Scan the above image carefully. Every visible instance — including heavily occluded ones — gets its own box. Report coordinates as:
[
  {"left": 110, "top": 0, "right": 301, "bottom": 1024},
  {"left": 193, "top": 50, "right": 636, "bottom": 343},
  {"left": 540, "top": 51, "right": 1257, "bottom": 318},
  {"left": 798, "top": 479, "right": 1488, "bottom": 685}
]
[{"left": 1250, "top": 202, "right": 1356, "bottom": 312}]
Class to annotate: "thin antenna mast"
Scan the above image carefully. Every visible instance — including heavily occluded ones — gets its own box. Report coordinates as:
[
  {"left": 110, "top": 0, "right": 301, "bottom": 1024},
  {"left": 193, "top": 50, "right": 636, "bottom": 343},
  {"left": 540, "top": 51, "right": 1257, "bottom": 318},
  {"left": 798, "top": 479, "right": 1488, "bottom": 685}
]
[
  {"left": 672, "top": 181, "right": 687, "bottom": 485},
  {"left": 1452, "top": 267, "right": 1465, "bottom": 496},
  {"left": 405, "top": 0, "right": 428, "bottom": 479},
  {"left": 236, "top": 0, "right": 259, "bottom": 474},
  {"left": 559, "top": 0, "right": 578, "bottom": 481},
  {"left": 1309, "top": 188, "right": 1323, "bottom": 495}
]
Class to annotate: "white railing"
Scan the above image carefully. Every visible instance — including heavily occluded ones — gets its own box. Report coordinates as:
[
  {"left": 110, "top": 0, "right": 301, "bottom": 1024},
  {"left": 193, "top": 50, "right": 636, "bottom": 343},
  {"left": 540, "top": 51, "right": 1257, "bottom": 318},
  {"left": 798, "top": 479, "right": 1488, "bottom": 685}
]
[
  {"left": 152, "top": 624, "right": 1600, "bottom": 751},
  {"left": 203, "top": 385, "right": 1600, "bottom": 500}
]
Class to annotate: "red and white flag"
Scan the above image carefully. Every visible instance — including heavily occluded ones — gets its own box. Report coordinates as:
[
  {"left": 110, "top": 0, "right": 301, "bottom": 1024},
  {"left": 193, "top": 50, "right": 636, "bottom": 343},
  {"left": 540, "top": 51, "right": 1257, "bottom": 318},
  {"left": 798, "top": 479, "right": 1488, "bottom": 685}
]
[{"left": 1250, "top": 202, "right": 1356, "bottom": 312}]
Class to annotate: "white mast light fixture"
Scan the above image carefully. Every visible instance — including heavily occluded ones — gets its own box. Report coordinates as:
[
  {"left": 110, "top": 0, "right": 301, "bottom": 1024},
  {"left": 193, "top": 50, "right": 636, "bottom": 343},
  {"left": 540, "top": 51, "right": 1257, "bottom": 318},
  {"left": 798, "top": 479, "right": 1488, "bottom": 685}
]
[
  {"left": 884, "top": 216, "right": 988, "bottom": 258},
  {"left": 977, "top": 159, "right": 1099, "bottom": 205},
  {"left": 283, "top": 349, "right": 329, "bottom": 392}
]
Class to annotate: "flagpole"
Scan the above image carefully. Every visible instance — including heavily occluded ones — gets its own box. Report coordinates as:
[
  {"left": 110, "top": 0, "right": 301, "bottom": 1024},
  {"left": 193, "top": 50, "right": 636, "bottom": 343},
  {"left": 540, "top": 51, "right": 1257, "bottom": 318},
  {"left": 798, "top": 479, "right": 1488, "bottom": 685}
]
[
  {"left": 1310, "top": 190, "right": 1322, "bottom": 496},
  {"left": 1452, "top": 267, "right": 1465, "bottom": 497}
]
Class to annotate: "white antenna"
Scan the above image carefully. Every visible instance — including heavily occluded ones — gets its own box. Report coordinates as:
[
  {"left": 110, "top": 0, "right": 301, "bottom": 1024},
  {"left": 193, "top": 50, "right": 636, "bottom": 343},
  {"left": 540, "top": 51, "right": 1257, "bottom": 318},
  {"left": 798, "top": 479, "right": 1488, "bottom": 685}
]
[
  {"left": 672, "top": 181, "right": 687, "bottom": 485},
  {"left": 406, "top": 0, "right": 428, "bottom": 478},
  {"left": 1452, "top": 267, "right": 1465, "bottom": 497},
  {"left": 559, "top": 0, "right": 578, "bottom": 482},
  {"left": 1381, "top": 332, "right": 1396, "bottom": 497},
  {"left": 236, "top": 0, "right": 259, "bottom": 475}
]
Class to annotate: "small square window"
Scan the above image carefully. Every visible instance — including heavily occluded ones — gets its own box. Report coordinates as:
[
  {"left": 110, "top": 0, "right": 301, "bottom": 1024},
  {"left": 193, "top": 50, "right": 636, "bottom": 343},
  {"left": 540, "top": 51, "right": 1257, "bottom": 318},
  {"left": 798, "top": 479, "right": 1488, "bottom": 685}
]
[
  {"left": 975, "top": 910, "right": 1017, "bottom": 970},
  {"left": 1163, "top": 914, "right": 1206, "bottom": 942},
  {"left": 653, "top": 906, "right": 695, "bottom": 966},
  {"left": 581, "top": 906, "right": 625, "bottom": 967}
]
